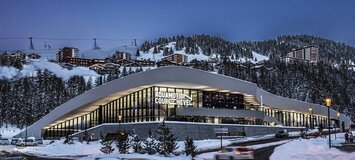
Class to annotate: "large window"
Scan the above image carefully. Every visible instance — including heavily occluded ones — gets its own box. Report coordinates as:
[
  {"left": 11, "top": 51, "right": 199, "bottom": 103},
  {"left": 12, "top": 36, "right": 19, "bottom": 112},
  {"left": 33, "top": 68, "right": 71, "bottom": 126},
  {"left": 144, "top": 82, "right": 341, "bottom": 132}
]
[
  {"left": 43, "top": 86, "right": 249, "bottom": 139},
  {"left": 202, "top": 91, "right": 244, "bottom": 109}
]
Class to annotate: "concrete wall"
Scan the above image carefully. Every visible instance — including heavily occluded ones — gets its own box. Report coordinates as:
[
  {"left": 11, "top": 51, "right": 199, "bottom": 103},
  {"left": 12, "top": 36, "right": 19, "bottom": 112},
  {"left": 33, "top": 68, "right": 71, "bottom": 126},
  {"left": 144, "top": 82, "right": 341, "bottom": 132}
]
[{"left": 72, "top": 122, "right": 303, "bottom": 140}]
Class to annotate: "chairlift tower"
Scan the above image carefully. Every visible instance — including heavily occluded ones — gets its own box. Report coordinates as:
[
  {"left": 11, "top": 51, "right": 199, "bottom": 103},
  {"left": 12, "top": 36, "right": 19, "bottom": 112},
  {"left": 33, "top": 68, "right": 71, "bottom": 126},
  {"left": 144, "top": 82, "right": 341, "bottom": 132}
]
[
  {"left": 29, "top": 37, "right": 35, "bottom": 50},
  {"left": 93, "top": 38, "right": 100, "bottom": 50}
]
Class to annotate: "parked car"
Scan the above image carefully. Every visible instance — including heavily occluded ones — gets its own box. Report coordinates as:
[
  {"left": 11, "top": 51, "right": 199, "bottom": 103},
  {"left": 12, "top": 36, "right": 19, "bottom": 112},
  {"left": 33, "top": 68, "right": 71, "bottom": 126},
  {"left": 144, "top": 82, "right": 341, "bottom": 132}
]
[
  {"left": 16, "top": 139, "right": 38, "bottom": 146},
  {"left": 11, "top": 138, "right": 19, "bottom": 145},
  {"left": 35, "top": 138, "right": 43, "bottom": 144},
  {"left": 0, "top": 138, "right": 10, "bottom": 145},
  {"left": 275, "top": 129, "right": 289, "bottom": 138},
  {"left": 215, "top": 146, "right": 254, "bottom": 160}
]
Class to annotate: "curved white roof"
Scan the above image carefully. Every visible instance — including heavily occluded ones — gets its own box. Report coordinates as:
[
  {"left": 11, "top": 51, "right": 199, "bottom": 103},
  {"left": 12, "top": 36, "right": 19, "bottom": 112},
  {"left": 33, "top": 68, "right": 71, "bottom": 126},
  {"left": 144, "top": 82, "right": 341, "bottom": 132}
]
[{"left": 19, "top": 66, "right": 353, "bottom": 138}]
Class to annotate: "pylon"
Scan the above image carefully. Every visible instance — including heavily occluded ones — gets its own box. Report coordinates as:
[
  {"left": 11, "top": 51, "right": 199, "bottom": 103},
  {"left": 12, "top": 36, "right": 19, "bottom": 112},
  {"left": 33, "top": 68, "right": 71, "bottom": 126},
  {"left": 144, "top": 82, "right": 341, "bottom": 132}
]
[
  {"left": 93, "top": 38, "right": 100, "bottom": 50},
  {"left": 29, "top": 37, "right": 35, "bottom": 50}
]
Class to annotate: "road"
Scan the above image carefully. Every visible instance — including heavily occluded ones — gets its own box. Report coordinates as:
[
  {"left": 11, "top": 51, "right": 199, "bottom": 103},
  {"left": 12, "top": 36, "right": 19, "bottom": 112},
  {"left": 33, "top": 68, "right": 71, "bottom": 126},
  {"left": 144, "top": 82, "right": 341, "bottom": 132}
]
[
  {"left": 253, "top": 144, "right": 280, "bottom": 160},
  {"left": 230, "top": 137, "right": 291, "bottom": 160},
  {"left": 198, "top": 137, "right": 295, "bottom": 160}
]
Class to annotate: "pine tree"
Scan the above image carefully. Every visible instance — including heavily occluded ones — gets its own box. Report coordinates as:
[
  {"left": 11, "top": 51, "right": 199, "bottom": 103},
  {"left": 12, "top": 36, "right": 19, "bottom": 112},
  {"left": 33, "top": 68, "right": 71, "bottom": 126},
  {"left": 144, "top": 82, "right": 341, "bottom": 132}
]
[
  {"left": 153, "top": 46, "right": 158, "bottom": 54},
  {"left": 143, "top": 136, "right": 158, "bottom": 155},
  {"left": 135, "top": 49, "right": 140, "bottom": 57},
  {"left": 129, "top": 131, "right": 142, "bottom": 153},
  {"left": 86, "top": 77, "right": 93, "bottom": 90},
  {"left": 116, "top": 131, "right": 129, "bottom": 154},
  {"left": 100, "top": 138, "right": 115, "bottom": 154},
  {"left": 163, "top": 47, "right": 169, "bottom": 56},
  {"left": 184, "top": 136, "right": 197, "bottom": 159},
  {"left": 155, "top": 121, "right": 179, "bottom": 156},
  {"left": 169, "top": 47, "right": 174, "bottom": 55},
  {"left": 82, "top": 130, "right": 91, "bottom": 144},
  {"left": 122, "top": 67, "right": 128, "bottom": 77}
]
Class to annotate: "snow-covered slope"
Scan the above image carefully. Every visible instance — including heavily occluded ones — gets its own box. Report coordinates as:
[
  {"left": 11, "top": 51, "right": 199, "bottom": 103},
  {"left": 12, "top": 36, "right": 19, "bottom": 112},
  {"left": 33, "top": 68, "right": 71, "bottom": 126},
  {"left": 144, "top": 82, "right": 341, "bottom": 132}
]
[
  {"left": 252, "top": 51, "right": 269, "bottom": 62},
  {"left": 0, "top": 124, "right": 22, "bottom": 139},
  {"left": 137, "top": 42, "right": 210, "bottom": 62},
  {"left": 137, "top": 42, "right": 269, "bottom": 64},
  {"left": 0, "top": 58, "right": 99, "bottom": 80}
]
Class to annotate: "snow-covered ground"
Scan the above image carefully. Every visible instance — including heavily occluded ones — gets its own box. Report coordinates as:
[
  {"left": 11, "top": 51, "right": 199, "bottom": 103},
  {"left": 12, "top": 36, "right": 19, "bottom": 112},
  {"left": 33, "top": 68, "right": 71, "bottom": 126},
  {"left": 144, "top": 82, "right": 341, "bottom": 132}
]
[
  {"left": 0, "top": 58, "right": 99, "bottom": 80},
  {"left": 16, "top": 132, "right": 299, "bottom": 159},
  {"left": 270, "top": 132, "right": 355, "bottom": 160}
]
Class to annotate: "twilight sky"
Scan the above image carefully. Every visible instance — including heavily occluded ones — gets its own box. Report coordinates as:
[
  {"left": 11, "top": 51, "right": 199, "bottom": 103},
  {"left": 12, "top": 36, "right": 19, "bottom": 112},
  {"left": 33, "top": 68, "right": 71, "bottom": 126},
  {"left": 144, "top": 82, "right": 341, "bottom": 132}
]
[{"left": 0, "top": 0, "right": 354, "bottom": 50}]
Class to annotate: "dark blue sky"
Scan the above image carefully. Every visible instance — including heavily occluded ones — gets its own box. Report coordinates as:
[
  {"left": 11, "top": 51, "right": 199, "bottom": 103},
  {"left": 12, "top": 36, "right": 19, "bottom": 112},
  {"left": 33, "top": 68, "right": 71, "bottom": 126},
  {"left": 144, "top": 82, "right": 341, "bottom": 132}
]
[{"left": 0, "top": 0, "right": 354, "bottom": 50}]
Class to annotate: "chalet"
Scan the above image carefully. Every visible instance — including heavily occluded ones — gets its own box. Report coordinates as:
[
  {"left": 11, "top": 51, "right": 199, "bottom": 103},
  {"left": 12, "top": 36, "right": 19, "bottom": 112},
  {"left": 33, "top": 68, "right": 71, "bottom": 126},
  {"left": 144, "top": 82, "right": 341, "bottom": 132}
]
[
  {"left": 0, "top": 51, "right": 26, "bottom": 66},
  {"left": 27, "top": 53, "right": 41, "bottom": 59},
  {"left": 116, "top": 59, "right": 133, "bottom": 66},
  {"left": 11, "top": 51, "right": 26, "bottom": 60},
  {"left": 134, "top": 59, "right": 156, "bottom": 67},
  {"left": 92, "top": 59, "right": 105, "bottom": 65},
  {"left": 188, "top": 59, "right": 210, "bottom": 70},
  {"left": 89, "top": 63, "right": 119, "bottom": 75},
  {"left": 104, "top": 57, "right": 116, "bottom": 63},
  {"left": 66, "top": 58, "right": 92, "bottom": 67},
  {"left": 124, "top": 62, "right": 142, "bottom": 68},
  {"left": 156, "top": 59, "right": 178, "bottom": 67}
]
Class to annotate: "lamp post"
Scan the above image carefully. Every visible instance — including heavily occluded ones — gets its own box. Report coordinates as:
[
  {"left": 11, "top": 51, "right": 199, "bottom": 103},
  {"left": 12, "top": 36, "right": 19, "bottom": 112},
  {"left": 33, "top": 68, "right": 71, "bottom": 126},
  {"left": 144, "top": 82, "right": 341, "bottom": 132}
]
[
  {"left": 325, "top": 97, "right": 332, "bottom": 148},
  {"left": 118, "top": 115, "right": 122, "bottom": 134},
  {"left": 335, "top": 112, "right": 340, "bottom": 140},
  {"left": 25, "top": 123, "right": 27, "bottom": 147},
  {"left": 309, "top": 107, "right": 313, "bottom": 129}
]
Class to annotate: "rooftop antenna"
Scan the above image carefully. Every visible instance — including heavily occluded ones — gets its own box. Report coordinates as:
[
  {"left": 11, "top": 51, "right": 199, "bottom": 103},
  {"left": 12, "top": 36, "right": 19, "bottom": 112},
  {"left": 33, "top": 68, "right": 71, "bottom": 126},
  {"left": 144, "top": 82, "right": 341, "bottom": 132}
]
[
  {"left": 29, "top": 37, "right": 35, "bottom": 50},
  {"left": 93, "top": 38, "right": 100, "bottom": 50}
]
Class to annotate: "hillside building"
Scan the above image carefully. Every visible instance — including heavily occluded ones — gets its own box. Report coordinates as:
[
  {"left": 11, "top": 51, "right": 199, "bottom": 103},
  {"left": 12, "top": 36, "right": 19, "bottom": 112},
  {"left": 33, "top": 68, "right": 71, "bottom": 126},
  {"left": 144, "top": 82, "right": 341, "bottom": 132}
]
[
  {"left": 285, "top": 46, "right": 319, "bottom": 62},
  {"left": 162, "top": 53, "right": 188, "bottom": 63}
]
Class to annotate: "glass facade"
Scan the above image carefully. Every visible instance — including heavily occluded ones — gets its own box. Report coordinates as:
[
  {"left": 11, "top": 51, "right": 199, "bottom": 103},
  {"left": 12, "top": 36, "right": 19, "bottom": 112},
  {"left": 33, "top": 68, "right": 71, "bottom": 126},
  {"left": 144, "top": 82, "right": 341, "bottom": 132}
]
[
  {"left": 264, "top": 108, "right": 330, "bottom": 128},
  {"left": 42, "top": 86, "right": 333, "bottom": 139}
]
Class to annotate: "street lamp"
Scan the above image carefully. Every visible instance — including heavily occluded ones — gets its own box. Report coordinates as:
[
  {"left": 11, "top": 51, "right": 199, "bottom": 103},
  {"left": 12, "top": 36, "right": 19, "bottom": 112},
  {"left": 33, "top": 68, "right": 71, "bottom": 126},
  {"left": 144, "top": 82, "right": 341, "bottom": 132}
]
[
  {"left": 25, "top": 123, "right": 27, "bottom": 147},
  {"left": 118, "top": 115, "right": 122, "bottom": 133},
  {"left": 335, "top": 112, "right": 340, "bottom": 140},
  {"left": 325, "top": 97, "right": 332, "bottom": 148},
  {"left": 309, "top": 107, "right": 313, "bottom": 129}
]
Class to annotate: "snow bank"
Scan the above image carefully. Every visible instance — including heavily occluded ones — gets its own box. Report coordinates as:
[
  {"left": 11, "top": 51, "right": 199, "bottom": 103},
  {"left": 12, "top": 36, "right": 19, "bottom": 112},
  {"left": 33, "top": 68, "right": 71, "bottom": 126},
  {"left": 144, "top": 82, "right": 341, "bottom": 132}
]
[
  {"left": 0, "top": 59, "right": 99, "bottom": 80},
  {"left": 17, "top": 133, "right": 289, "bottom": 159},
  {"left": 16, "top": 140, "right": 102, "bottom": 157},
  {"left": 270, "top": 132, "right": 355, "bottom": 160}
]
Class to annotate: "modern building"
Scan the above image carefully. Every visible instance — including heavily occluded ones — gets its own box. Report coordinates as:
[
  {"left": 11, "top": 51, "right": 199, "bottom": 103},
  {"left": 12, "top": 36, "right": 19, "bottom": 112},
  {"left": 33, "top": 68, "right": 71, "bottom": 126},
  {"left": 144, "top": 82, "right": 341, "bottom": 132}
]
[
  {"left": 18, "top": 66, "right": 353, "bottom": 140},
  {"left": 114, "top": 51, "right": 131, "bottom": 60},
  {"left": 286, "top": 46, "right": 319, "bottom": 62},
  {"left": 56, "top": 47, "right": 79, "bottom": 63}
]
